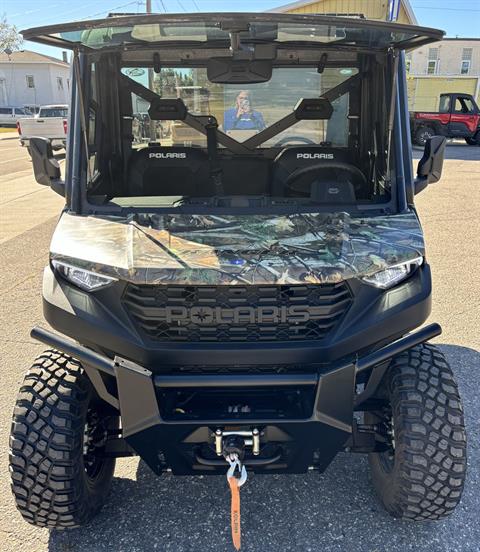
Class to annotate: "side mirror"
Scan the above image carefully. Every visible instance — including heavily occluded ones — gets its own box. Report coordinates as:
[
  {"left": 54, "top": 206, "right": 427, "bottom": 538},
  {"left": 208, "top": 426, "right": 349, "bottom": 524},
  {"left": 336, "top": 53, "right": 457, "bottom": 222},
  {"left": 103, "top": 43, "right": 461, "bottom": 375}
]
[
  {"left": 30, "top": 137, "right": 65, "bottom": 196},
  {"left": 414, "top": 135, "right": 446, "bottom": 195}
]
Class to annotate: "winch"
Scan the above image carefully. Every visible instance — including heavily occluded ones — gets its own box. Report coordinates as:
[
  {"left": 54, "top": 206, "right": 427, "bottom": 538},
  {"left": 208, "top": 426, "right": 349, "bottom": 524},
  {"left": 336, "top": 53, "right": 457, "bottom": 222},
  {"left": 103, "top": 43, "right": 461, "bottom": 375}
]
[{"left": 214, "top": 428, "right": 261, "bottom": 457}]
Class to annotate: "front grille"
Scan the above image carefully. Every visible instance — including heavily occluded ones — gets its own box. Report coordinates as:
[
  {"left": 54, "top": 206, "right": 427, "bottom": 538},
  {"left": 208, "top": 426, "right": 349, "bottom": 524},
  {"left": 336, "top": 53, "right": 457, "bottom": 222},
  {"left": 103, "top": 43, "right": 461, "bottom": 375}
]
[{"left": 123, "top": 283, "right": 352, "bottom": 343}]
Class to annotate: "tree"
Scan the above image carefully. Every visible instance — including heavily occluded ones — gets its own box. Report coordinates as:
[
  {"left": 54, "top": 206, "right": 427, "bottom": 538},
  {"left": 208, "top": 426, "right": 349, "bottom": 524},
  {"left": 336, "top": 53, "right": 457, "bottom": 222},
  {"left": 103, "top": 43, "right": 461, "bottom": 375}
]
[{"left": 0, "top": 15, "right": 23, "bottom": 54}]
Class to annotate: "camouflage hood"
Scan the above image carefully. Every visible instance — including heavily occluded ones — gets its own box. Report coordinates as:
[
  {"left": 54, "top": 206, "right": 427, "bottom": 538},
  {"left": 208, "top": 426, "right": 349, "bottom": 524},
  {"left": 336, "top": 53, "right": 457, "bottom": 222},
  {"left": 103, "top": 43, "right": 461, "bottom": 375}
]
[{"left": 50, "top": 210, "right": 425, "bottom": 285}]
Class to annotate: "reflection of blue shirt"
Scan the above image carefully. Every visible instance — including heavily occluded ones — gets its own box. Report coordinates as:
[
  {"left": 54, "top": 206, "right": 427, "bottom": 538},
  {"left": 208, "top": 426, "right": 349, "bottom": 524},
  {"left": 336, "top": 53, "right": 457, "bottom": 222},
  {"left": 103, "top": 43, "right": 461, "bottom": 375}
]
[{"left": 223, "top": 108, "right": 266, "bottom": 132}]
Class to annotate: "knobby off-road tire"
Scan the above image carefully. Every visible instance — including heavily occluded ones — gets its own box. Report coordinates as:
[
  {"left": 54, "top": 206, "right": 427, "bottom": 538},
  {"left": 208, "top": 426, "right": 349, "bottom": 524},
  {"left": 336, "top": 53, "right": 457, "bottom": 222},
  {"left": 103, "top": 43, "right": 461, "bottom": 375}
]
[
  {"left": 368, "top": 344, "right": 467, "bottom": 521},
  {"left": 465, "top": 131, "right": 480, "bottom": 146},
  {"left": 9, "top": 350, "right": 118, "bottom": 528},
  {"left": 414, "top": 126, "right": 434, "bottom": 147}
]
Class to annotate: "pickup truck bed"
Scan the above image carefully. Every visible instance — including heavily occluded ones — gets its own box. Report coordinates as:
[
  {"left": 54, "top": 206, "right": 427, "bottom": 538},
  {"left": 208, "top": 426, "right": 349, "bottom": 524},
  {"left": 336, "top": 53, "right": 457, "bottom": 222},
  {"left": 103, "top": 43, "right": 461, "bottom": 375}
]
[{"left": 17, "top": 105, "right": 68, "bottom": 152}]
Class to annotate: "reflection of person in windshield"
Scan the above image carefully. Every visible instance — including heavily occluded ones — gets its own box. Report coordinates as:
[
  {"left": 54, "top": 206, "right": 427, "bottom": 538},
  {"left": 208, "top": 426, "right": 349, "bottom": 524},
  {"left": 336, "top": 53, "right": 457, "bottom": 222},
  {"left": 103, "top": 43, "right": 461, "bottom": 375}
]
[{"left": 223, "top": 91, "right": 266, "bottom": 132}]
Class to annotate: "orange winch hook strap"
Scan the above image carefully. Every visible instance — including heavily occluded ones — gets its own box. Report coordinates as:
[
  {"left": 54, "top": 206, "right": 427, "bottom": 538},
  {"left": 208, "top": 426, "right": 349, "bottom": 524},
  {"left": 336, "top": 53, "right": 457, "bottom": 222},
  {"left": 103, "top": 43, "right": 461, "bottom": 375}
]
[{"left": 228, "top": 476, "right": 241, "bottom": 550}]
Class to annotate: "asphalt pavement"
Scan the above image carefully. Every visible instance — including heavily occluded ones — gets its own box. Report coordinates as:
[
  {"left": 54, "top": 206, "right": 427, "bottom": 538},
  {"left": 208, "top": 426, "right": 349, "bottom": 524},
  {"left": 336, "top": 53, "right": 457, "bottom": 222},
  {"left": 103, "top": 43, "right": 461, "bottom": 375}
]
[{"left": 0, "top": 138, "right": 479, "bottom": 552}]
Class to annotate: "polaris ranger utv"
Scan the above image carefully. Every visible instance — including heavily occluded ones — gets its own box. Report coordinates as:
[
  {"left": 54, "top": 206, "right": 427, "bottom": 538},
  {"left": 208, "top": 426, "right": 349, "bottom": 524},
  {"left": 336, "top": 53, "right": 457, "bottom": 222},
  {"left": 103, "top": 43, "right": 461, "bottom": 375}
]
[{"left": 11, "top": 12, "right": 466, "bottom": 542}]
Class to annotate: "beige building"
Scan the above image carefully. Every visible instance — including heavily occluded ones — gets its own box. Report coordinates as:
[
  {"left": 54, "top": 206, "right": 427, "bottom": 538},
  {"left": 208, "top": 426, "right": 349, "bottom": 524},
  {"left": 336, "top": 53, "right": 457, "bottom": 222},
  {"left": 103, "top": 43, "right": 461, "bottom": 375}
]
[
  {"left": 406, "top": 39, "right": 480, "bottom": 111},
  {"left": 270, "top": 0, "right": 418, "bottom": 24},
  {"left": 272, "top": 1, "right": 480, "bottom": 111},
  {"left": 407, "top": 39, "right": 480, "bottom": 77}
]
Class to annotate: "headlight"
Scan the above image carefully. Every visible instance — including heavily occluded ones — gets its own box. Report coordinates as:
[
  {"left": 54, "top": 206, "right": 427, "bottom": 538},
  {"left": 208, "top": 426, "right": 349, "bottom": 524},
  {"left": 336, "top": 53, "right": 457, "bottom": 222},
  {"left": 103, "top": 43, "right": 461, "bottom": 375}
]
[
  {"left": 362, "top": 257, "right": 423, "bottom": 290},
  {"left": 51, "top": 260, "right": 117, "bottom": 292}
]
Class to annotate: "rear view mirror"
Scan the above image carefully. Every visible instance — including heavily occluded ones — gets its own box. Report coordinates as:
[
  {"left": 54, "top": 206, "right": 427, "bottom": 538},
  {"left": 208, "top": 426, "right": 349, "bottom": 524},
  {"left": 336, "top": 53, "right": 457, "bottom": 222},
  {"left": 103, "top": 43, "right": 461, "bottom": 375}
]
[
  {"left": 414, "top": 135, "right": 446, "bottom": 195},
  {"left": 30, "top": 137, "right": 65, "bottom": 196},
  {"left": 207, "top": 58, "right": 272, "bottom": 84}
]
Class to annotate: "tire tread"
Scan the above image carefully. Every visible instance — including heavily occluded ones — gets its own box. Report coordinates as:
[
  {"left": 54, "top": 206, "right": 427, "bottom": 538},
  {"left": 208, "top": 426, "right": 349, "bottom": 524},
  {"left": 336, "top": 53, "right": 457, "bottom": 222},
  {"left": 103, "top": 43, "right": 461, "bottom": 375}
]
[
  {"left": 370, "top": 343, "right": 467, "bottom": 521},
  {"left": 9, "top": 349, "right": 113, "bottom": 528}
]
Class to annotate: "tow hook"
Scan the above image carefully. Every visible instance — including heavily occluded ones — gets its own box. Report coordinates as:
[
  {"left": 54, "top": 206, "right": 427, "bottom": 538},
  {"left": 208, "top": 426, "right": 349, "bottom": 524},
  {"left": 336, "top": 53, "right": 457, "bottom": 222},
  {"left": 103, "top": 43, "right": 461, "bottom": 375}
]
[{"left": 214, "top": 428, "right": 261, "bottom": 457}]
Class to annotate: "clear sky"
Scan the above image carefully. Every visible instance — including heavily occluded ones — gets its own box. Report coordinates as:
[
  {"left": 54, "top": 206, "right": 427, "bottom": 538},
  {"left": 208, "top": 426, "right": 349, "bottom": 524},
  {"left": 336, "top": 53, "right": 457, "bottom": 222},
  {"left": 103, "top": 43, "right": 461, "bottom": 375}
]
[{"left": 1, "top": 0, "right": 479, "bottom": 60}]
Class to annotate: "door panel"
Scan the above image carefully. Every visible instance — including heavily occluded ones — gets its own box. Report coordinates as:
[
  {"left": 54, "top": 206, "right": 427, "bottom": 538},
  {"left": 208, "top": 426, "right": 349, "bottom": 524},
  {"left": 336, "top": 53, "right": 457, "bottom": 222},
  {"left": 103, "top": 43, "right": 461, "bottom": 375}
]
[{"left": 448, "top": 96, "right": 478, "bottom": 136}]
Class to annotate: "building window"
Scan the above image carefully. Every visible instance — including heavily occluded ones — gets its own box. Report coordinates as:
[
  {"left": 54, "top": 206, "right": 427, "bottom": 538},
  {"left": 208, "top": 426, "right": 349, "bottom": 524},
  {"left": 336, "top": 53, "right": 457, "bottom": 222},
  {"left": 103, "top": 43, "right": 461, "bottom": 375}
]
[
  {"left": 67, "top": 78, "right": 70, "bottom": 90},
  {"left": 461, "top": 61, "right": 470, "bottom": 75},
  {"left": 461, "top": 48, "right": 473, "bottom": 75},
  {"left": 427, "top": 47, "right": 439, "bottom": 75},
  {"left": 57, "top": 77, "right": 64, "bottom": 91},
  {"left": 427, "top": 61, "right": 437, "bottom": 75},
  {"left": 405, "top": 52, "right": 412, "bottom": 73},
  {"left": 26, "top": 75, "right": 35, "bottom": 88},
  {"left": 0, "top": 78, "right": 7, "bottom": 105}
]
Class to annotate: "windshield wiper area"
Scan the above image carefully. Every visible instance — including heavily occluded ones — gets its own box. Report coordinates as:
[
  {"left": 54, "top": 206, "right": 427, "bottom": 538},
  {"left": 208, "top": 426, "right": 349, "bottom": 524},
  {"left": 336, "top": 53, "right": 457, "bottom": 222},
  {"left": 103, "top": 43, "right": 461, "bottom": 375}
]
[{"left": 168, "top": 196, "right": 325, "bottom": 208}]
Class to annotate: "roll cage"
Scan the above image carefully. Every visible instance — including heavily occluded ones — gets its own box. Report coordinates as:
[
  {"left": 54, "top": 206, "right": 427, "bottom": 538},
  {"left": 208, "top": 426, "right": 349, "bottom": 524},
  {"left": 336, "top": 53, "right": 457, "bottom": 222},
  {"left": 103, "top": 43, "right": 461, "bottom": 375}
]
[{"left": 21, "top": 13, "right": 444, "bottom": 216}]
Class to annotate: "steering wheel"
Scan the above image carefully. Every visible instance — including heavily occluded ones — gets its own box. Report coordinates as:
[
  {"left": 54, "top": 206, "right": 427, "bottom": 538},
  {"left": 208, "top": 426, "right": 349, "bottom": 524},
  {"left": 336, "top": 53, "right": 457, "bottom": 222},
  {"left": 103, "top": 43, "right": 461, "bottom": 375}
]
[
  {"left": 285, "top": 161, "right": 367, "bottom": 194},
  {"left": 273, "top": 136, "right": 317, "bottom": 147}
]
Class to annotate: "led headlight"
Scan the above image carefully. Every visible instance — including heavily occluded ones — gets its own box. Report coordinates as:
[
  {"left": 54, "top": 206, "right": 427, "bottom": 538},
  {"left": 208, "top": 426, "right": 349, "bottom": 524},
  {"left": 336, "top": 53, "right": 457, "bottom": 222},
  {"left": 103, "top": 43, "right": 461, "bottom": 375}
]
[
  {"left": 51, "top": 260, "right": 117, "bottom": 292},
  {"left": 362, "top": 257, "right": 423, "bottom": 290}
]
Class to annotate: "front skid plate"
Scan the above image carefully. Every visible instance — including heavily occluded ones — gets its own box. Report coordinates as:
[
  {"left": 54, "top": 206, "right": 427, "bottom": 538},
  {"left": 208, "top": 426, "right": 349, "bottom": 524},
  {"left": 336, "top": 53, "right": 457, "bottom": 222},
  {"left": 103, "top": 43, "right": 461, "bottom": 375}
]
[{"left": 115, "top": 359, "right": 356, "bottom": 475}]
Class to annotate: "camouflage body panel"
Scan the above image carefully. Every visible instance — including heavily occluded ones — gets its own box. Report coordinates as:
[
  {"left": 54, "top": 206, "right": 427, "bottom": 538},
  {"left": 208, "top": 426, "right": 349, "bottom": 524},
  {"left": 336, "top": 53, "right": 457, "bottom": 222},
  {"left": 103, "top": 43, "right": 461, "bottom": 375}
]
[{"left": 50, "top": 210, "right": 425, "bottom": 285}]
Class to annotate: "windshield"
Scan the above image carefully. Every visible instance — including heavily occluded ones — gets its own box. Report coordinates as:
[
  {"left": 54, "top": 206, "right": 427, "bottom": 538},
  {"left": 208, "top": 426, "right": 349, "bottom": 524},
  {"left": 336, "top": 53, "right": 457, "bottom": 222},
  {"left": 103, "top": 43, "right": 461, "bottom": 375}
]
[
  {"left": 125, "top": 66, "right": 357, "bottom": 148},
  {"left": 84, "top": 54, "right": 393, "bottom": 211}
]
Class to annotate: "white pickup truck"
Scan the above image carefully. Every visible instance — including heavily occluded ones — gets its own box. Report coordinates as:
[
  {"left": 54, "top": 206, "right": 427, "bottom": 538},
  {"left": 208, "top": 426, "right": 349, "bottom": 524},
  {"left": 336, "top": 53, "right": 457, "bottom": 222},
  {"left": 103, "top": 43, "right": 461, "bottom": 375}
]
[{"left": 17, "top": 105, "right": 69, "bottom": 153}]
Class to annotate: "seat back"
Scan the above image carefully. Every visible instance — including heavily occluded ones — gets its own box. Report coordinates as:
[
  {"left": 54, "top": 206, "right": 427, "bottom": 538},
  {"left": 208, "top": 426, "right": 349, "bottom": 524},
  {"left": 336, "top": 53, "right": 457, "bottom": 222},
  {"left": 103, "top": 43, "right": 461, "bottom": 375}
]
[
  {"left": 272, "top": 146, "right": 365, "bottom": 200},
  {"left": 220, "top": 155, "right": 271, "bottom": 195},
  {"left": 128, "top": 146, "right": 211, "bottom": 196}
]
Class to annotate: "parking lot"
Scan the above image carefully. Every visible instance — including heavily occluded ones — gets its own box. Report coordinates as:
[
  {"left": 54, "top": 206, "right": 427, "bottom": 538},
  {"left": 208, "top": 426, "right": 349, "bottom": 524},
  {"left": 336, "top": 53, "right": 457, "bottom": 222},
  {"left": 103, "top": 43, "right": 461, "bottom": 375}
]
[{"left": 0, "top": 135, "right": 479, "bottom": 552}]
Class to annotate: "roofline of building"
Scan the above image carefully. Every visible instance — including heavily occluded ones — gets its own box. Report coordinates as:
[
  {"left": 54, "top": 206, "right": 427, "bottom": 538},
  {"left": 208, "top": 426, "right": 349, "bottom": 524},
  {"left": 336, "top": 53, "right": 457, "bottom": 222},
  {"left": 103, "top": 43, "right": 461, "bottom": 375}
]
[
  {"left": 0, "top": 49, "right": 69, "bottom": 68},
  {"left": 443, "top": 37, "right": 480, "bottom": 41},
  {"left": 407, "top": 74, "right": 480, "bottom": 78},
  {"left": 402, "top": 0, "right": 418, "bottom": 26},
  {"left": 268, "top": 0, "right": 418, "bottom": 25},
  {"left": 0, "top": 60, "right": 69, "bottom": 67}
]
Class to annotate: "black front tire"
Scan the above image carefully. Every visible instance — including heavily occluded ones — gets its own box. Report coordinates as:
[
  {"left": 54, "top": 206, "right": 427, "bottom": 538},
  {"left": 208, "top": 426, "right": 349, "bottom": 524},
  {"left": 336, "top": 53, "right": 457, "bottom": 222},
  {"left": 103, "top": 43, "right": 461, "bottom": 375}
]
[
  {"left": 414, "top": 126, "right": 434, "bottom": 147},
  {"left": 9, "top": 350, "right": 118, "bottom": 528},
  {"left": 465, "top": 131, "right": 480, "bottom": 146},
  {"left": 368, "top": 344, "right": 467, "bottom": 521}
]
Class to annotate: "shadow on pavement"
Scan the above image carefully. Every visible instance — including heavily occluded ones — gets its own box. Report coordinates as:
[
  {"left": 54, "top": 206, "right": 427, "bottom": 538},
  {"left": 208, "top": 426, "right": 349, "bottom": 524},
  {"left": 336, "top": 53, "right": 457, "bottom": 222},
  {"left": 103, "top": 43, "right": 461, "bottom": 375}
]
[
  {"left": 412, "top": 142, "right": 480, "bottom": 161},
  {"left": 48, "top": 343, "right": 480, "bottom": 552}
]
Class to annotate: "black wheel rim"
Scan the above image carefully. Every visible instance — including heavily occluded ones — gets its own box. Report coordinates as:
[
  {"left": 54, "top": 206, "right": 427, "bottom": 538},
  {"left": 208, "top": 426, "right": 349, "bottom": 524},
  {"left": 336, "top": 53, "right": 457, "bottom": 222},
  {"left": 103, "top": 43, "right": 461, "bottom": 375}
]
[
  {"left": 419, "top": 130, "right": 433, "bottom": 145},
  {"left": 83, "top": 407, "right": 109, "bottom": 480},
  {"left": 376, "top": 406, "right": 396, "bottom": 473}
]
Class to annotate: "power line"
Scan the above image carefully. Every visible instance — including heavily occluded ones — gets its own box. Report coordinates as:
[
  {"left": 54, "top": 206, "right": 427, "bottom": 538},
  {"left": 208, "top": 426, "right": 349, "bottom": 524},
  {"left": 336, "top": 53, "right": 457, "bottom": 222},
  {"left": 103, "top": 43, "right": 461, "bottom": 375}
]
[
  {"left": 177, "top": 0, "right": 187, "bottom": 12},
  {"left": 413, "top": 6, "right": 480, "bottom": 11},
  {"left": 22, "top": 0, "right": 102, "bottom": 27},
  {"left": 82, "top": 1, "right": 140, "bottom": 19},
  {"left": 191, "top": 0, "right": 200, "bottom": 10},
  {"left": 156, "top": 0, "right": 167, "bottom": 12},
  {"left": 412, "top": 1, "right": 479, "bottom": 3}
]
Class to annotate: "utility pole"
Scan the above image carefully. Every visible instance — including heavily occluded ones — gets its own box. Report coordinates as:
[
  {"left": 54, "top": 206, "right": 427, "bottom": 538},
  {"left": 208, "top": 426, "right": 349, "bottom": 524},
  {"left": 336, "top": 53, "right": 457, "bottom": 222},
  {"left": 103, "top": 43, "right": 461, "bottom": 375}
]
[
  {"left": 146, "top": 0, "right": 155, "bottom": 140},
  {"left": 146, "top": 0, "right": 152, "bottom": 91}
]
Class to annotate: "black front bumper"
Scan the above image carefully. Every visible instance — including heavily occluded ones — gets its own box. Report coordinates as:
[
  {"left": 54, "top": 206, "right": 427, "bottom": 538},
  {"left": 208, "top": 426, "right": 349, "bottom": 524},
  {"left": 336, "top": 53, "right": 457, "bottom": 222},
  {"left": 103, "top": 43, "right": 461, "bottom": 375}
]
[{"left": 31, "top": 323, "right": 441, "bottom": 476}]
